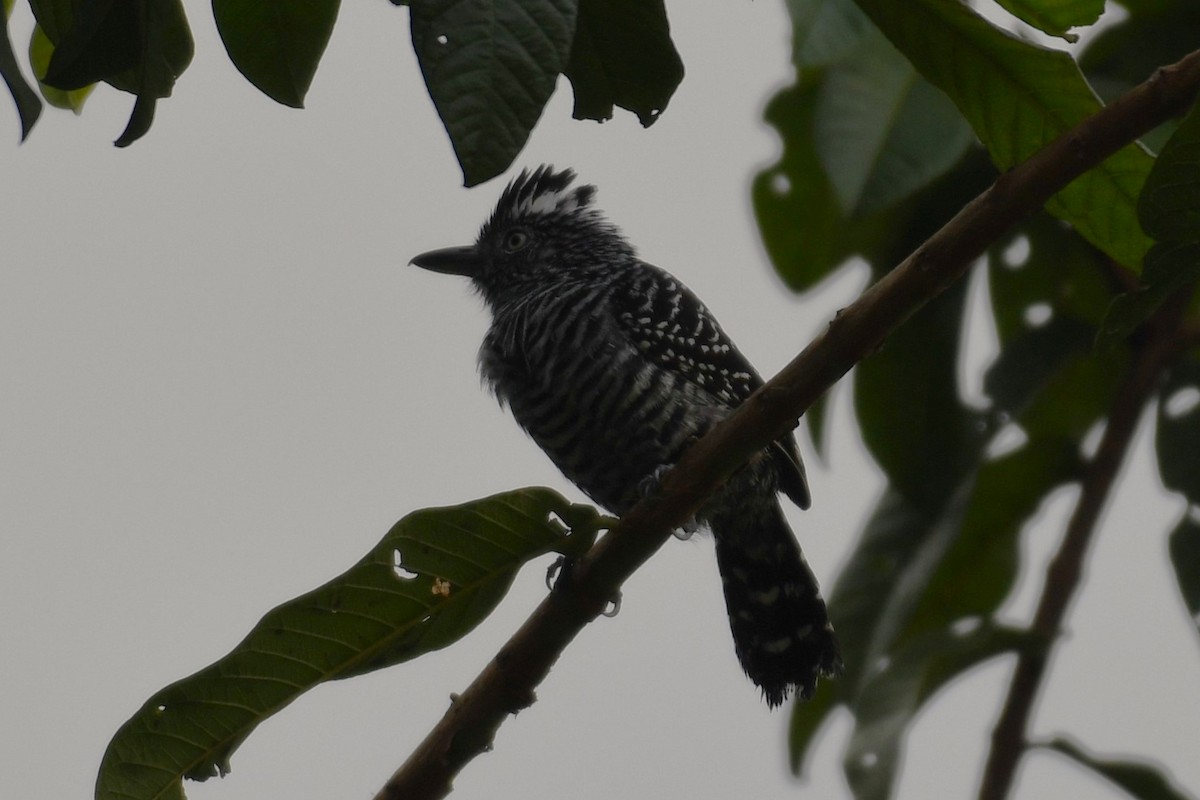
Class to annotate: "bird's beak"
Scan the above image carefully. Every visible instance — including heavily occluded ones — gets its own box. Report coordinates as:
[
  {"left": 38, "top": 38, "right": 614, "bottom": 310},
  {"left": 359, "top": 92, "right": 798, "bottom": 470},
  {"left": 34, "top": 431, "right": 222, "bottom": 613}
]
[{"left": 409, "top": 245, "right": 484, "bottom": 277}]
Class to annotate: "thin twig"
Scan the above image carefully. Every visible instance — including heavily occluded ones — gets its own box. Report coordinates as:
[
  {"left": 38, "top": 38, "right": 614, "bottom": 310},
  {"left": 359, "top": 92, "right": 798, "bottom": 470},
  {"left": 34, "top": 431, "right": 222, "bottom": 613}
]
[
  {"left": 977, "top": 288, "right": 1191, "bottom": 800},
  {"left": 375, "top": 50, "right": 1200, "bottom": 800}
]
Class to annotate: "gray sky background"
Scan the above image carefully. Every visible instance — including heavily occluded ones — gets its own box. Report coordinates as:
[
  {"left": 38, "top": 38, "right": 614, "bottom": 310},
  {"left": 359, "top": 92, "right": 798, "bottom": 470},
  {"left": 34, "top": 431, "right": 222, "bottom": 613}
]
[{"left": 4, "top": 3, "right": 1199, "bottom": 799}]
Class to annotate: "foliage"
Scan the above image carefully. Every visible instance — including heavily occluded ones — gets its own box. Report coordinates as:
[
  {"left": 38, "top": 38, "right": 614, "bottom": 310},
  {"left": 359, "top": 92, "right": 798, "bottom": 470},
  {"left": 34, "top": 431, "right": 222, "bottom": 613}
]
[
  {"left": 7, "top": 1, "right": 1195, "bottom": 799},
  {"left": 755, "top": 2, "right": 1200, "bottom": 799},
  {"left": 0, "top": 0, "right": 681, "bottom": 183},
  {"left": 96, "top": 489, "right": 604, "bottom": 800}
]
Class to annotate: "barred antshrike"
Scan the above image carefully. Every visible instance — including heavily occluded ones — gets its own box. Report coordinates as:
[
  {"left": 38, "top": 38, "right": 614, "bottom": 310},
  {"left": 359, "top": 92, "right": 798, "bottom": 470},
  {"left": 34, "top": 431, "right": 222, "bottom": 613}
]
[{"left": 411, "top": 166, "right": 841, "bottom": 706}]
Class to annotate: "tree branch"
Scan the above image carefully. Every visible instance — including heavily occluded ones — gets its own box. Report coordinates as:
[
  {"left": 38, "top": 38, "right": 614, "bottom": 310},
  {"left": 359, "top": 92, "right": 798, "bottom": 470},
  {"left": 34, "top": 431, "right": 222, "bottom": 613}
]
[
  {"left": 977, "top": 286, "right": 1192, "bottom": 800},
  {"left": 374, "top": 50, "right": 1200, "bottom": 800}
]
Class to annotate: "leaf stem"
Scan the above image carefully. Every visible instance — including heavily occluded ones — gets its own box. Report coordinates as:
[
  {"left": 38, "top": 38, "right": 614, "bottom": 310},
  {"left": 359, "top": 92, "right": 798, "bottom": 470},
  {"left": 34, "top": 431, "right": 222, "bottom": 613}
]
[
  {"left": 374, "top": 50, "right": 1200, "bottom": 800},
  {"left": 977, "top": 290, "right": 1191, "bottom": 800}
]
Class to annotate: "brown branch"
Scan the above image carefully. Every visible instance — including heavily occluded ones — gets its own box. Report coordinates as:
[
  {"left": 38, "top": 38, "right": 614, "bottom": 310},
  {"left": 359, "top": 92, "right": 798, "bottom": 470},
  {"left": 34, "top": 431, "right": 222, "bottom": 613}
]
[
  {"left": 977, "top": 287, "right": 1192, "bottom": 800},
  {"left": 374, "top": 50, "right": 1200, "bottom": 800}
]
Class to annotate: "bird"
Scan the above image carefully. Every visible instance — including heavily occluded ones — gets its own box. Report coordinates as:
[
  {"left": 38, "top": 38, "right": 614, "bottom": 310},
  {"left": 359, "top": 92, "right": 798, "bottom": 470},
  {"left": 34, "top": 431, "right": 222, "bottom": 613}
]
[{"left": 410, "top": 165, "right": 841, "bottom": 707}]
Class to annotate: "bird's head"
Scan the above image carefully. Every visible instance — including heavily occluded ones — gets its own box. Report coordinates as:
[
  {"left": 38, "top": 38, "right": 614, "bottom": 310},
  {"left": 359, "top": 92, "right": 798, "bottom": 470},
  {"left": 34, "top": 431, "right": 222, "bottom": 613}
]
[{"left": 410, "top": 166, "right": 634, "bottom": 303}]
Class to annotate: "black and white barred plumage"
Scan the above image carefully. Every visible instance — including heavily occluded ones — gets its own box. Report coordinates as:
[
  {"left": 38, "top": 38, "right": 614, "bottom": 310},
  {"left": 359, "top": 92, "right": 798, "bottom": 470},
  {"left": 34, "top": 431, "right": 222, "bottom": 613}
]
[{"left": 411, "top": 166, "right": 841, "bottom": 706}]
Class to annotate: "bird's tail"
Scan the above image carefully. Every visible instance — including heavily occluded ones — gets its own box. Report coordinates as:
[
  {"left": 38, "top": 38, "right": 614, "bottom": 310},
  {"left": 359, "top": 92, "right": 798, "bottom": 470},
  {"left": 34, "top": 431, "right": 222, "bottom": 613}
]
[{"left": 711, "top": 501, "right": 842, "bottom": 707}]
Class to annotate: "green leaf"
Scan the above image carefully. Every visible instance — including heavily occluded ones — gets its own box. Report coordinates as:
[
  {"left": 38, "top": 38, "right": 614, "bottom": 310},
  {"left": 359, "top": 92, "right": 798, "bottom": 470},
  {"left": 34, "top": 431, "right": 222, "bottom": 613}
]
[
  {"left": 1037, "top": 737, "right": 1199, "bottom": 800},
  {"left": 410, "top": 0, "right": 579, "bottom": 187},
  {"left": 855, "top": 0, "right": 1154, "bottom": 269},
  {"left": 1140, "top": 98, "right": 1200, "bottom": 242},
  {"left": 95, "top": 488, "right": 600, "bottom": 800},
  {"left": 29, "top": 23, "right": 94, "bottom": 112},
  {"left": 1169, "top": 513, "right": 1200, "bottom": 643},
  {"left": 813, "top": 27, "right": 972, "bottom": 215},
  {"left": 37, "top": 0, "right": 193, "bottom": 146},
  {"left": 856, "top": 278, "right": 981, "bottom": 512},
  {"left": 1098, "top": 242, "right": 1200, "bottom": 352},
  {"left": 562, "top": 0, "right": 682, "bottom": 126},
  {"left": 1, "top": 0, "right": 42, "bottom": 139},
  {"left": 844, "top": 624, "right": 1035, "bottom": 800},
  {"left": 1157, "top": 359, "right": 1200, "bottom": 504},
  {"left": 213, "top": 0, "right": 340, "bottom": 108},
  {"left": 899, "top": 439, "right": 1080, "bottom": 641},
  {"left": 992, "top": 0, "right": 1103, "bottom": 42}
]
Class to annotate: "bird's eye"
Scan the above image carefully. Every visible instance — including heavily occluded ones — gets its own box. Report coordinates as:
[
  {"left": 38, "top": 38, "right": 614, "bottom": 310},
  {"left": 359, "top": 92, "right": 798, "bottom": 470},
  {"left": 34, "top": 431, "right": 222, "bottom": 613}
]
[{"left": 502, "top": 229, "right": 530, "bottom": 253}]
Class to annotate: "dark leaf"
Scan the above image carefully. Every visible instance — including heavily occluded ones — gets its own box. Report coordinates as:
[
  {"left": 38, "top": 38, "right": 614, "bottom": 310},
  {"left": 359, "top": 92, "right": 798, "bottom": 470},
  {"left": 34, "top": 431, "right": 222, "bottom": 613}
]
[
  {"left": 1, "top": 3, "right": 42, "bottom": 139},
  {"left": 95, "top": 488, "right": 600, "bottom": 800},
  {"left": 844, "top": 624, "right": 1036, "bottom": 800},
  {"left": 1169, "top": 513, "right": 1200, "bottom": 643},
  {"left": 28, "top": 23, "right": 94, "bottom": 112},
  {"left": 213, "top": 0, "right": 340, "bottom": 108},
  {"left": 1098, "top": 242, "right": 1200, "bottom": 352},
  {"left": 1038, "top": 737, "right": 1198, "bottom": 800},
  {"left": 410, "top": 0, "right": 578, "bottom": 187},
  {"left": 1139, "top": 98, "right": 1200, "bottom": 243},
  {"left": 1157, "top": 358, "right": 1200, "bottom": 504},
  {"left": 856, "top": 278, "right": 981, "bottom": 512},
  {"left": 562, "top": 0, "right": 681, "bottom": 126},
  {"left": 41, "top": 0, "right": 138, "bottom": 89}
]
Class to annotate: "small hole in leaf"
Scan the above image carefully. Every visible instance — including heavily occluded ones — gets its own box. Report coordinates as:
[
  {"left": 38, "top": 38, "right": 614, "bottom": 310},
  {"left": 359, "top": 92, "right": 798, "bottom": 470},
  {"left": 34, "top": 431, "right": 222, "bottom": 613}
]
[
  {"left": 952, "top": 617, "right": 982, "bottom": 637},
  {"left": 155, "top": 704, "right": 167, "bottom": 714},
  {"left": 986, "top": 422, "right": 1027, "bottom": 460},
  {"left": 1023, "top": 302, "right": 1053, "bottom": 328},
  {"left": 1165, "top": 386, "right": 1200, "bottom": 419},
  {"left": 1081, "top": 420, "right": 1106, "bottom": 460},
  {"left": 1002, "top": 235, "right": 1030, "bottom": 269},
  {"left": 771, "top": 173, "right": 791, "bottom": 196},
  {"left": 393, "top": 549, "right": 419, "bottom": 580},
  {"left": 860, "top": 752, "right": 878, "bottom": 769},
  {"left": 436, "top": 34, "right": 449, "bottom": 45},
  {"left": 873, "top": 656, "right": 891, "bottom": 674}
]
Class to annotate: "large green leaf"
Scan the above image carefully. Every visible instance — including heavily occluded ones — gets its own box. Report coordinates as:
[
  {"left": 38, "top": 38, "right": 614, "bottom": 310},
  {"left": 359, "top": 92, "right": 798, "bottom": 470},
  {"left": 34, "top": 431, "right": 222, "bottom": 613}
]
[
  {"left": 562, "top": 0, "right": 681, "bottom": 126},
  {"left": 1, "top": 0, "right": 42, "bottom": 139},
  {"left": 213, "top": 0, "right": 340, "bottom": 108},
  {"left": 1038, "top": 737, "right": 1198, "bottom": 800},
  {"left": 855, "top": 0, "right": 1154, "bottom": 269},
  {"left": 95, "top": 488, "right": 601, "bottom": 800},
  {"left": 409, "top": 0, "right": 578, "bottom": 186}
]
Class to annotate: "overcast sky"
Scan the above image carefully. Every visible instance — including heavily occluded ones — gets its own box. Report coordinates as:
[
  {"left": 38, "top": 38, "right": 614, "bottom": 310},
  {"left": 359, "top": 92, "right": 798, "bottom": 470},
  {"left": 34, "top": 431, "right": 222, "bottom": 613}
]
[{"left": 3, "top": 3, "right": 1198, "bottom": 800}]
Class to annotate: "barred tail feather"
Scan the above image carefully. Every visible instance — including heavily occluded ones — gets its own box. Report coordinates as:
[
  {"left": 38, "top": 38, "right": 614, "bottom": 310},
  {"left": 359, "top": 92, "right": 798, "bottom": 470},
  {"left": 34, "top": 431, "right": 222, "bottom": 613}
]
[{"left": 711, "top": 502, "right": 842, "bottom": 707}]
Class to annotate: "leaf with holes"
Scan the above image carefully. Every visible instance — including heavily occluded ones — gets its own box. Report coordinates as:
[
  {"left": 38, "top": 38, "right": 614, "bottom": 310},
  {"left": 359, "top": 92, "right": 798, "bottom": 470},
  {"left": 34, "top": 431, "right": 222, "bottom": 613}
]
[
  {"left": 410, "top": 0, "right": 578, "bottom": 187},
  {"left": 856, "top": 0, "right": 1154, "bottom": 269},
  {"left": 95, "top": 488, "right": 601, "bottom": 800},
  {"left": 844, "top": 623, "right": 1037, "bottom": 800},
  {"left": 1037, "top": 737, "right": 1197, "bottom": 800},
  {"left": 213, "top": 0, "right": 340, "bottom": 108},
  {"left": 563, "top": 0, "right": 682, "bottom": 126},
  {"left": 1157, "top": 359, "right": 1200, "bottom": 504}
]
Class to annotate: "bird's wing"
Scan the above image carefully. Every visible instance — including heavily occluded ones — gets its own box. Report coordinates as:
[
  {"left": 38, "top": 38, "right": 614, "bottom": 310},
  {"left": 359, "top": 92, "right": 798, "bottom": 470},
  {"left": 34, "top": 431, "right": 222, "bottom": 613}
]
[{"left": 611, "top": 265, "right": 810, "bottom": 509}]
